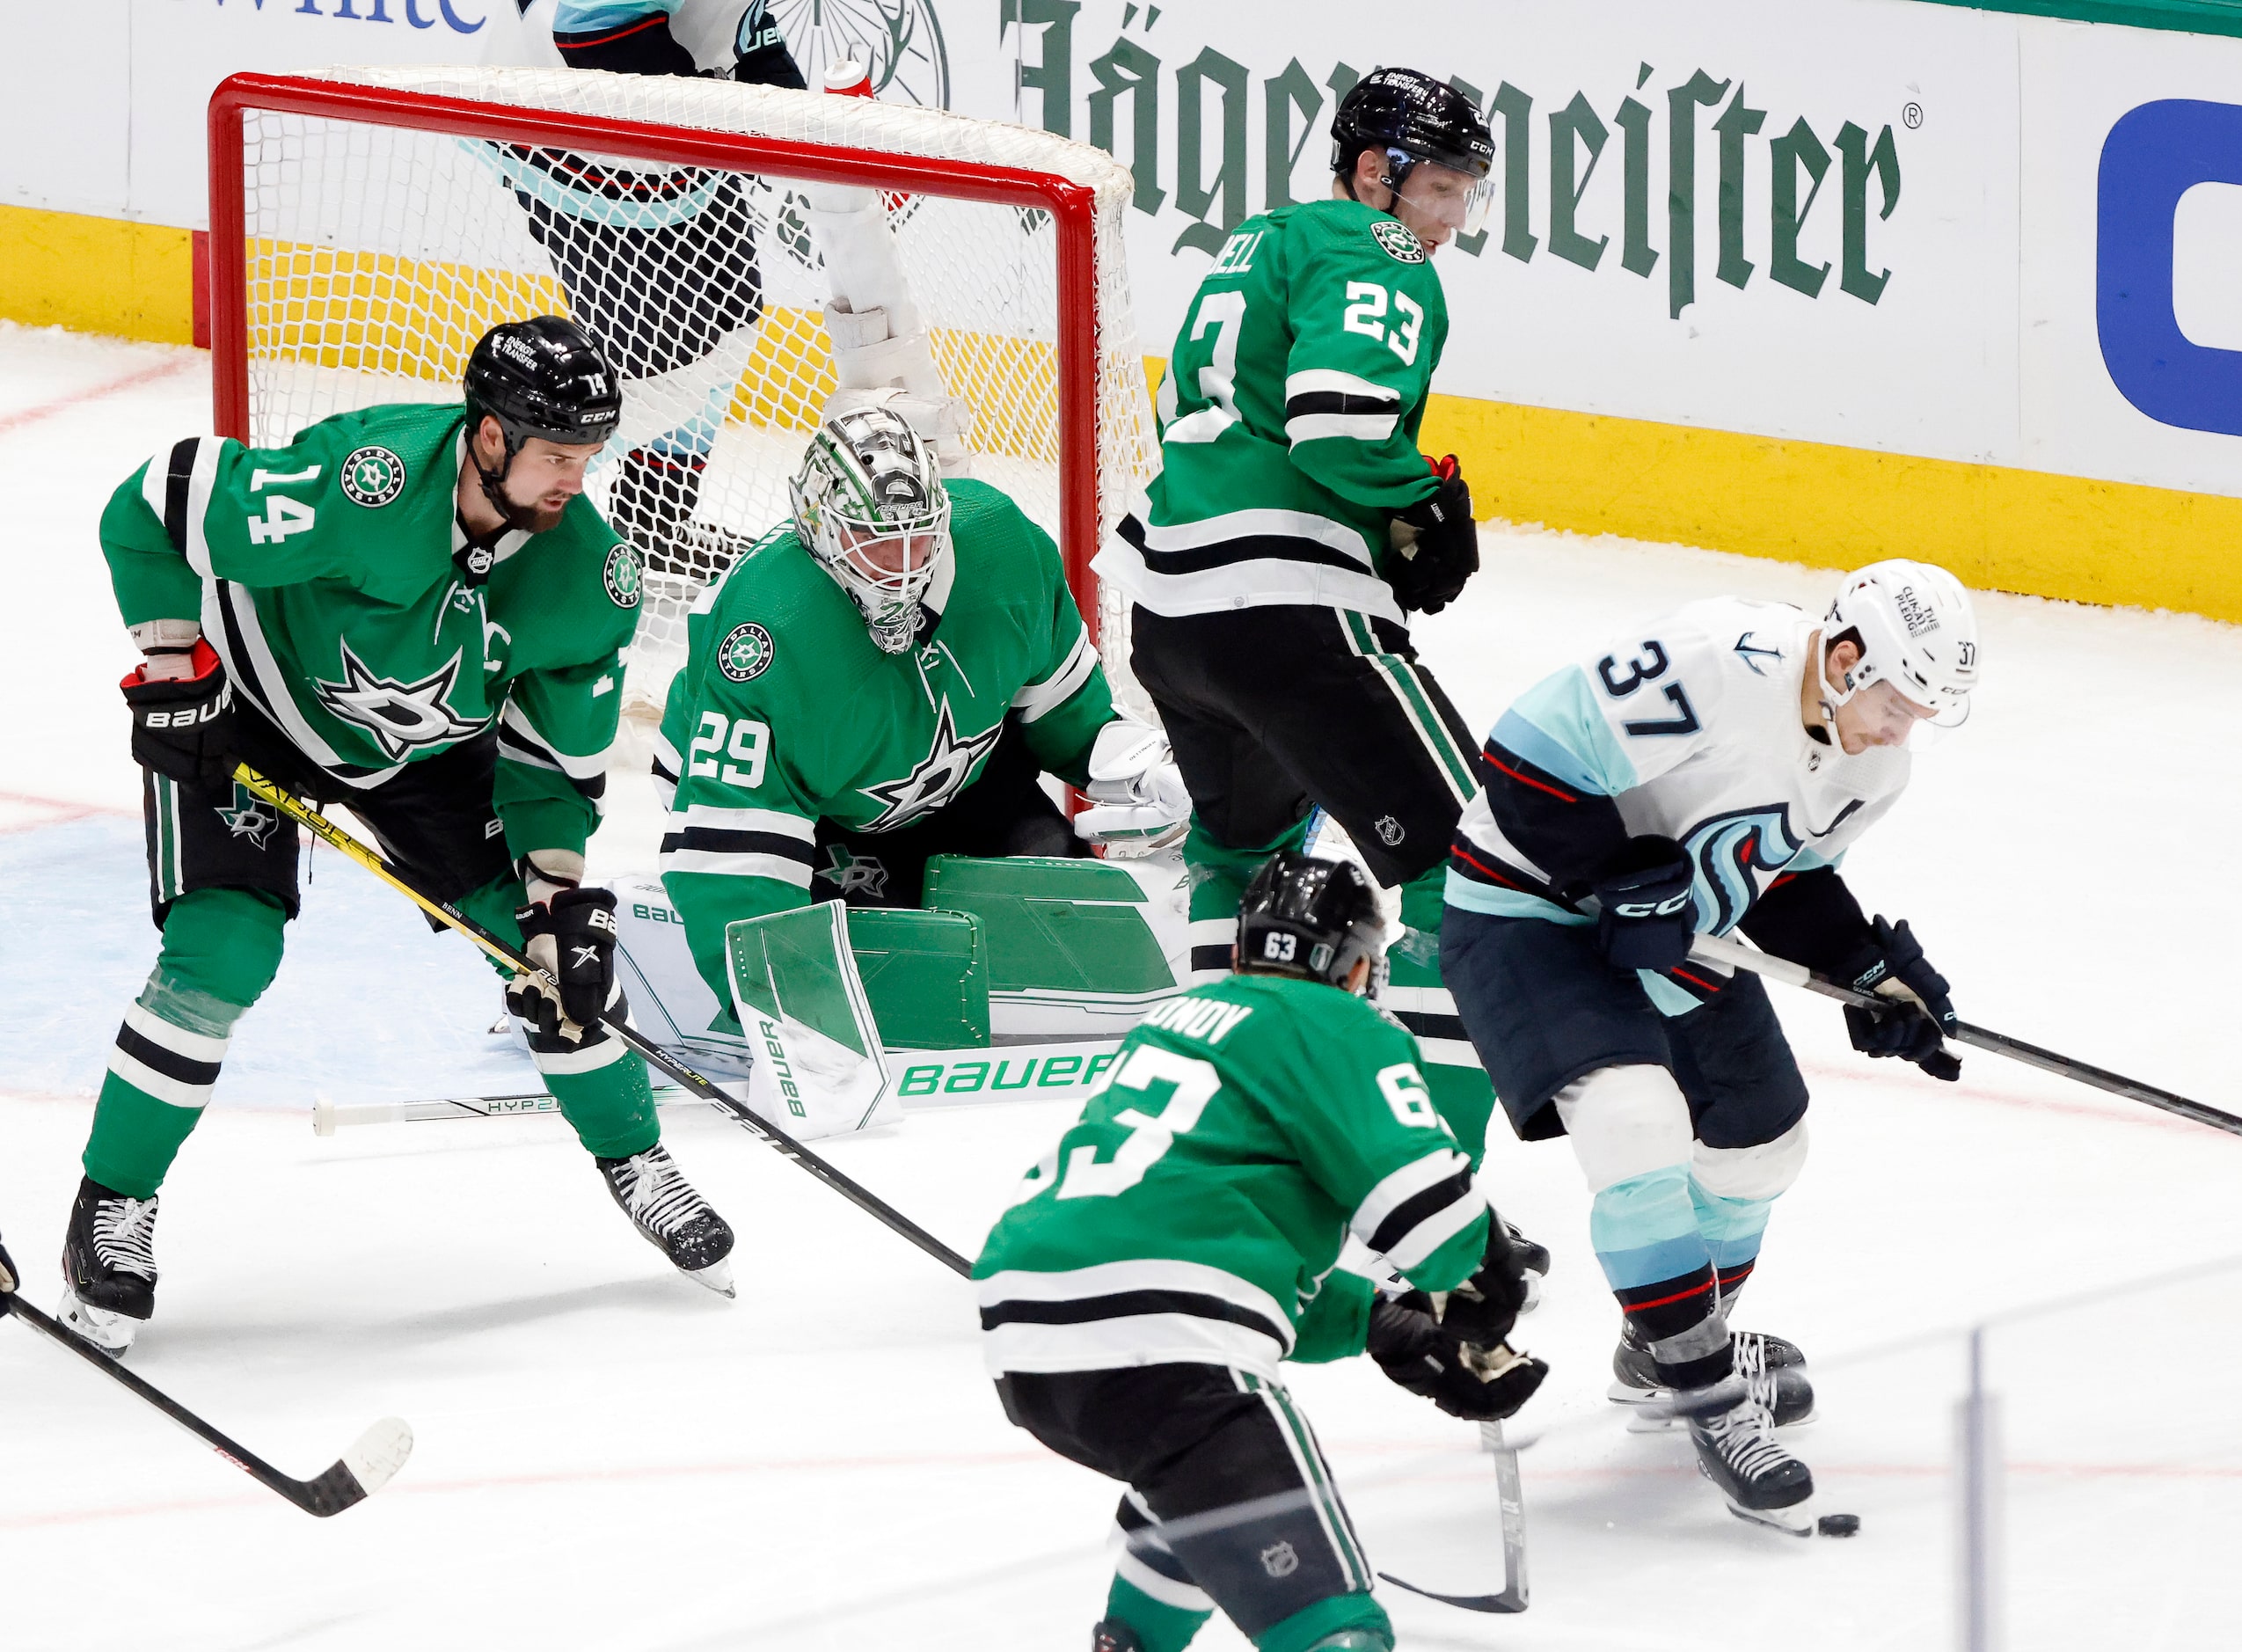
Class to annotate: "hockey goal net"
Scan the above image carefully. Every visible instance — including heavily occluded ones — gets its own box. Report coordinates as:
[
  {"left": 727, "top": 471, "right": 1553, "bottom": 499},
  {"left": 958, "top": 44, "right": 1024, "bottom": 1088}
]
[{"left": 208, "top": 68, "right": 1158, "bottom": 715}]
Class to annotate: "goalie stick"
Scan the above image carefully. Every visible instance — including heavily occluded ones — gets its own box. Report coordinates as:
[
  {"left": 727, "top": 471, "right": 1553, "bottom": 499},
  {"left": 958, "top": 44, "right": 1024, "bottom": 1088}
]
[
  {"left": 1376, "top": 1418, "right": 1529, "bottom": 1614},
  {"left": 1, "top": 1287, "right": 411, "bottom": 1517},
  {"left": 234, "top": 765, "right": 975, "bottom": 1279}
]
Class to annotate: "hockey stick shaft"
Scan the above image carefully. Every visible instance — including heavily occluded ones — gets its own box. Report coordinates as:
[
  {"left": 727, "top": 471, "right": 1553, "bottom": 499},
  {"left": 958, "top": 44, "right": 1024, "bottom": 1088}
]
[
  {"left": 1687, "top": 932, "right": 2242, "bottom": 1137},
  {"left": 1, "top": 1290, "right": 411, "bottom": 1517},
  {"left": 235, "top": 765, "right": 974, "bottom": 1278}
]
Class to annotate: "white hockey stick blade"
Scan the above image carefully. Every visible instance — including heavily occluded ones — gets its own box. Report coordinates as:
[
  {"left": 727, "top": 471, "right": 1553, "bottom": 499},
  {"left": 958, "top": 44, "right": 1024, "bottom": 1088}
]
[
  {"left": 1377, "top": 1419, "right": 1529, "bottom": 1614},
  {"left": 340, "top": 1417, "right": 415, "bottom": 1497}
]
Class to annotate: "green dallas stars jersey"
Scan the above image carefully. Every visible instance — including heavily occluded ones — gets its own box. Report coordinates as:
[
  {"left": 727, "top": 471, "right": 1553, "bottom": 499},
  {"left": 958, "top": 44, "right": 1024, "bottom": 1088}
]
[
  {"left": 655, "top": 477, "right": 1115, "bottom": 1005},
  {"left": 975, "top": 972, "right": 1489, "bottom": 1380},
  {"left": 1094, "top": 198, "right": 1451, "bottom": 628},
  {"left": 101, "top": 402, "right": 639, "bottom": 861}
]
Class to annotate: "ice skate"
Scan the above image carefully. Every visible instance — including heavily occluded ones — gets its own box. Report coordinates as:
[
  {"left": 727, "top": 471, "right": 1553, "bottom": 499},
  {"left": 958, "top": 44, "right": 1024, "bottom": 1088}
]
[
  {"left": 596, "top": 1145, "right": 736, "bottom": 1297},
  {"left": 1686, "top": 1384, "right": 1816, "bottom": 1535},
  {"left": 1610, "top": 1321, "right": 1815, "bottom": 1429},
  {"left": 57, "top": 1177, "right": 159, "bottom": 1357}
]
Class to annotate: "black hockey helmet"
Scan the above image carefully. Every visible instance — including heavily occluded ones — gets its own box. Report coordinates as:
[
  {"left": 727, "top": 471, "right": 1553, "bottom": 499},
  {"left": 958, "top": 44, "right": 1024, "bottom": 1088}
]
[
  {"left": 1332, "top": 68, "right": 1494, "bottom": 187},
  {"left": 1237, "top": 853, "right": 1388, "bottom": 993},
  {"left": 464, "top": 316, "right": 623, "bottom": 457}
]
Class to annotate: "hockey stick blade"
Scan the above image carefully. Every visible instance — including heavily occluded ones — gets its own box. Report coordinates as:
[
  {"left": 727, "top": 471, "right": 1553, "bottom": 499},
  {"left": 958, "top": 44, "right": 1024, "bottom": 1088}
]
[
  {"left": 4, "top": 1292, "right": 413, "bottom": 1517},
  {"left": 1376, "top": 1420, "right": 1529, "bottom": 1614}
]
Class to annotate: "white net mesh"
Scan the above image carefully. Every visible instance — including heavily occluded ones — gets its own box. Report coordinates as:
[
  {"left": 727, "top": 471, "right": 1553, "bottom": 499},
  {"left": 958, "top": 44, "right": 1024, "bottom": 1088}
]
[{"left": 230, "top": 67, "right": 1157, "bottom": 714}]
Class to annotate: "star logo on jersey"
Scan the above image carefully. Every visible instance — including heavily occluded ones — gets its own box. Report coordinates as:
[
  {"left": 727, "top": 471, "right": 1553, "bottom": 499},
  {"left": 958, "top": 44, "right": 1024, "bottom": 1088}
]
[
  {"left": 604, "top": 543, "right": 642, "bottom": 610},
  {"left": 718, "top": 622, "right": 776, "bottom": 683},
  {"left": 310, "top": 641, "right": 486, "bottom": 761},
  {"left": 214, "top": 784, "right": 278, "bottom": 849},
  {"left": 1734, "top": 632, "right": 1786, "bottom": 676},
  {"left": 858, "top": 699, "right": 1004, "bottom": 831},
  {"left": 815, "top": 844, "right": 891, "bottom": 899},
  {"left": 1370, "top": 218, "right": 1427, "bottom": 264},
  {"left": 339, "top": 445, "right": 405, "bottom": 508}
]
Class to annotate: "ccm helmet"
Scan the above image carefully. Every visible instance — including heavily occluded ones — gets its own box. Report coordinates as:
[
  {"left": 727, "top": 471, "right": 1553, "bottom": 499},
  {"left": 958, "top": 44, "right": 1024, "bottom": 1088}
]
[
  {"left": 463, "top": 317, "right": 622, "bottom": 529},
  {"left": 790, "top": 405, "right": 953, "bottom": 654},
  {"left": 1821, "top": 559, "right": 1981, "bottom": 727},
  {"left": 1237, "top": 853, "right": 1388, "bottom": 994},
  {"left": 1331, "top": 68, "right": 1495, "bottom": 235}
]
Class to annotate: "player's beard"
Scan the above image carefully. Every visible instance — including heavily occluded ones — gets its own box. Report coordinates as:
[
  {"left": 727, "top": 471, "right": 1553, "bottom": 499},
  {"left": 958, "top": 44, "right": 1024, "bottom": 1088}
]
[{"left": 511, "top": 496, "right": 570, "bottom": 535}]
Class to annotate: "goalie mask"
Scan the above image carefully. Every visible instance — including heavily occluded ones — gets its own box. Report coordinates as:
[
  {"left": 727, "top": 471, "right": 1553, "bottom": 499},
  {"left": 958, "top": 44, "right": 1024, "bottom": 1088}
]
[
  {"left": 1237, "top": 853, "right": 1389, "bottom": 996},
  {"left": 791, "top": 407, "right": 953, "bottom": 654}
]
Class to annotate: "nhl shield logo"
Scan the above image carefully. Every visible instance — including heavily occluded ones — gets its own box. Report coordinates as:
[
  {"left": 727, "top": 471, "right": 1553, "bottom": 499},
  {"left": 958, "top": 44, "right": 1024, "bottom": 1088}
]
[
  {"left": 719, "top": 622, "right": 776, "bottom": 683},
  {"left": 604, "top": 543, "right": 642, "bottom": 610},
  {"left": 1369, "top": 218, "right": 1427, "bottom": 264},
  {"left": 1260, "top": 1541, "right": 1300, "bottom": 1578},
  {"left": 1375, "top": 815, "right": 1406, "bottom": 847},
  {"left": 340, "top": 445, "right": 406, "bottom": 508}
]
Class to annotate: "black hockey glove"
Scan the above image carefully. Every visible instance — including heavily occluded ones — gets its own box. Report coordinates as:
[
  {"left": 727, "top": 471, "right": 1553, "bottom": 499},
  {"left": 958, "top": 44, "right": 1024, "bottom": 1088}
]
[
  {"left": 1833, "top": 916, "right": 1961, "bottom": 1081},
  {"left": 120, "top": 640, "right": 237, "bottom": 791},
  {"left": 508, "top": 888, "right": 621, "bottom": 1042},
  {"left": 1433, "top": 1217, "right": 1537, "bottom": 1349},
  {"left": 1385, "top": 455, "right": 1478, "bottom": 616},
  {"left": 0, "top": 1231, "right": 17, "bottom": 1304},
  {"left": 1368, "top": 1290, "right": 1547, "bottom": 1422},
  {"left": 1590, "top": 835, "right": 1697, "bottom": 973}
]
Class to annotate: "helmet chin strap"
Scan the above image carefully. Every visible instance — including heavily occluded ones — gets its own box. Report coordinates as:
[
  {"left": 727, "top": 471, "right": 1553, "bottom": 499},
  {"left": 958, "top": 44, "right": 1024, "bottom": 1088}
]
[
  {"left": 1812, "top": 627, "right": 1856, "bottom": 741},
  {"left": 470, "top": 424, "right": 545, "bottom": 534}
]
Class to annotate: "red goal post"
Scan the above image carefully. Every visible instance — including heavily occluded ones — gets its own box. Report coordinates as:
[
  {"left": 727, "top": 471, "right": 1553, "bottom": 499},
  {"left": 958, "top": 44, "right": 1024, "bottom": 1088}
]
[{"left": 205, "top": 68, "right": 1156, "bottom": 707}]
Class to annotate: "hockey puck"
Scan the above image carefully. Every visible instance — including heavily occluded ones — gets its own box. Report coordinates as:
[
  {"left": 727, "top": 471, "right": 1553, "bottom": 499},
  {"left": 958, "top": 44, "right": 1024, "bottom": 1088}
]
[{"left": 1817, "top": 1513, "right": 1861, "bottom": 1538}]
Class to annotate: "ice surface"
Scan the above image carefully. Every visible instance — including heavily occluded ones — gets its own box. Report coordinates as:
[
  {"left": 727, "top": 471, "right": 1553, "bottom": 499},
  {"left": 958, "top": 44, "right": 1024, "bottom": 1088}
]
[{"left": 4, "top": 320, "right": 2242, "bottom": 1649}]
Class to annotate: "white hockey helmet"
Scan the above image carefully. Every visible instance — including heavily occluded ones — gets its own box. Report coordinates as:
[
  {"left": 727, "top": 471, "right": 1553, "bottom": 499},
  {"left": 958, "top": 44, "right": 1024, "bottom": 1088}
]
[
  {"left": 790, "top": 406, "right": 953, "bottom": 654},
  {"left": 1822, "top": 559, "right": 1980, "bottom": 728}
]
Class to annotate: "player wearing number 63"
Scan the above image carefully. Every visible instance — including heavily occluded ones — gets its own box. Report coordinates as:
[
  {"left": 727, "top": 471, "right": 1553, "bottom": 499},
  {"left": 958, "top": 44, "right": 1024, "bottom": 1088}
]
[
  {"left": 1441, "top": 560, "right": 1981, "bottom": 1532},
  {"left": 979, "top": 855, "right": 1546, "bottom": 1652},
  {"left": 63, "top": 316, "right": 740, "bottom": 1356},
  {"left": 652, "top": 406, "right": 1187, "bottom": 1011},
  {"left": 1095, "top": 67, "right": 1502, "bottom": 1161}
]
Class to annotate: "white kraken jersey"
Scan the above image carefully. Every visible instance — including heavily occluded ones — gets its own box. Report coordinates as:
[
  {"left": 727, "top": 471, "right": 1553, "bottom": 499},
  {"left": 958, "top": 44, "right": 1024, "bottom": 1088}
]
[{"left": 1448, "top": 595, "right": 1910, "bottom": 1010}]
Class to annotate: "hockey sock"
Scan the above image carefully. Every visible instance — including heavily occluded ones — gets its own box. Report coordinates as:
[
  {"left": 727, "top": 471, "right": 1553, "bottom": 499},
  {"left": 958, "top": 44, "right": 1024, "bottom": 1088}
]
[
  {"left": 1254, "top": 1593, "right": 1393, "bottom": 1652},
  {"left": 1589, "top": 1166, "right": 1729, "bottom": 1389},
  {"left": 84, "top": 888, "right": 287, "bottom": 1198},
  {"left": 456, "top": 874, "right": 663, "bottom": 1160},
  {"left": 1181, "top": 816, "right": 1309, "bottom": 983},
  {"left": 1385, "top": 871, "right": 1494, "bottom": 1159},
  {"left": 1688, "top": 1181, "right": 1771, "bottom": 1310},
  {"left": 1103, "top": 1574, "right": 1213, "bottom": 1652}
]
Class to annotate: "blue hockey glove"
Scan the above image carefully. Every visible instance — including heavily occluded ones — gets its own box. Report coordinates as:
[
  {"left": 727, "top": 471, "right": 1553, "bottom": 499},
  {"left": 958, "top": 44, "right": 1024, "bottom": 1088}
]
[
  {"left": 1836, "top": 916, "right": 1961, "bottom": 1081},
  {"left": 1591, "top": 835, "right": 1697, "bottom": 972}
]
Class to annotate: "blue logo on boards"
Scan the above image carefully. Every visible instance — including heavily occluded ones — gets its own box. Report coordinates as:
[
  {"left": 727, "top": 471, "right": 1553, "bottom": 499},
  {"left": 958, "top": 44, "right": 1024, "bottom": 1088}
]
[
  {"left": 231, "top": 1, "right": 487, "bottom": 34},
  {"left": 2098, "top": 99, "right": 2242, "bottom": 437}
]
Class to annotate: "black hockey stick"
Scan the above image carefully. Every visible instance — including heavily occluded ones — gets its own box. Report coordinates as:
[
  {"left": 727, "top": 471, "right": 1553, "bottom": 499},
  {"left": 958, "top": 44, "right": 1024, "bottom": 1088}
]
[
  {"left": 236, "top": 765, "right": 974, "bottom": 1278},
  {"left": 1, "top": 1288, "right": 411, "bottom": 1517},
  {"left": 1377, "top": 1418, "right": 1530, "bottom": 1614},
  {"left": 1686, "top": 933, "right": 2242, "bottom": 1138}
]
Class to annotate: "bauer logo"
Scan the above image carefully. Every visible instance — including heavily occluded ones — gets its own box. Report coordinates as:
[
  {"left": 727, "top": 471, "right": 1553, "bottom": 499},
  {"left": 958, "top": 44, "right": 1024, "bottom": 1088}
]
[
  {"left": 2098, "top": 99, "right": 2242, "bottom": 438},
  {"left": 718, "top": 623, "right": 776, "bottom": 683},
  {"left": 340, "top": 446, "right": 405, "bottom": 508},
  {"left": 604, "top": 544, "right": 641, "bottom": 610}
]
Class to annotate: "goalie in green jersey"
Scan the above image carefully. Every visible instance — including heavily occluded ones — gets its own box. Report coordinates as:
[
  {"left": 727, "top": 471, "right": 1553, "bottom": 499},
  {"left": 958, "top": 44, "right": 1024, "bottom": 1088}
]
[
  {"left": 60, "top": 317, "right": 738, "bottom": 1356},
  {"left": 653, "top": 402, "right": 1190, "bottom": 1018},
  {"left": 978, "top": 855, "right": 1547, "bottom": 1652}
]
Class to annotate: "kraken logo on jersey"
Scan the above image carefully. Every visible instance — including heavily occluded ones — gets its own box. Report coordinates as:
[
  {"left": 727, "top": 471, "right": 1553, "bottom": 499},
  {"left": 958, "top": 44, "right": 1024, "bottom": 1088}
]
[
  {"left": 311, "top": 640, "right": 486, "bottom": 761},
  {"left": 1683, "top": 806, "right": 1808, "bottom": 936},
  {"left": 858, "top": 698, "right": 1004, "bottom": 831}
]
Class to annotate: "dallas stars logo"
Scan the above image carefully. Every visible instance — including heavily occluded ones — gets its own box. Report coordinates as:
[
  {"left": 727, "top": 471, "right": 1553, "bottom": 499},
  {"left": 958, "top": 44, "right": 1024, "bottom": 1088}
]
[
  {"left": 858, "top": 699, "right": 1004, "bottom": 831},
  {"left": 815, "top": 844, "right": 891, "bottom": 899},
  {"left": 311, "top": 640, "right": 486, "bottom": 761},
  {"left": 215, "top": 784, "right": 278, "bottom": 848}
]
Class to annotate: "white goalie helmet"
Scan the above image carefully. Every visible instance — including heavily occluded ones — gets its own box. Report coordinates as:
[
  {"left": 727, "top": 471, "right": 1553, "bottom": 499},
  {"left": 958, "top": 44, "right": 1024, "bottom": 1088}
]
[
  {"left": 790, "top": 406, "right": 953, "bottom": 654},
  {"left": 1822, "top": 559, "right": 1981, "bottom": 728}
]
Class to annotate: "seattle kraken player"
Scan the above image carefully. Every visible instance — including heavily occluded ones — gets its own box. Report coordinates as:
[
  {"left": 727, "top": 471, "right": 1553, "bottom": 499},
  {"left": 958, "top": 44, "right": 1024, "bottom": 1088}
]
[{"left": 1441, "top": 560, "right": 1980, "bottom": 1529}]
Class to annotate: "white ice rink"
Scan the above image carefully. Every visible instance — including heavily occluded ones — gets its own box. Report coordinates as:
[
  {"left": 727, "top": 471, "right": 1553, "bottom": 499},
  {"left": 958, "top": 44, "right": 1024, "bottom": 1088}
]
[{"left": 5, "top": 319, "right": 2242, "bottom": 1650}]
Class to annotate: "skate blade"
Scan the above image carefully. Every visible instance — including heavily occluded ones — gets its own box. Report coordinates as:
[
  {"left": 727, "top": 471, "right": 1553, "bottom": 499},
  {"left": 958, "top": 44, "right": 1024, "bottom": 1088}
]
[
  {"left": 55, "top": 1287, "right": 140, "bottom": 1358},
  {"left": 1723, "top": 1494, "right": 1817, "bottom": 1538},
  {"left": 684, "top": 1257, "right": 736, "bottom": 1298},
  {"left": 1610, "top": 1378, "right": 1817, "bottom": 1431}
]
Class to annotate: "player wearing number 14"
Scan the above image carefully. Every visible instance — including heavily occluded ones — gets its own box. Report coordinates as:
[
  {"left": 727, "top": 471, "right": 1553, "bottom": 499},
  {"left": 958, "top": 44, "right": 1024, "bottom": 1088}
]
[{"left": 979, "top": 855, "right": 1545, "bottom": 1652}]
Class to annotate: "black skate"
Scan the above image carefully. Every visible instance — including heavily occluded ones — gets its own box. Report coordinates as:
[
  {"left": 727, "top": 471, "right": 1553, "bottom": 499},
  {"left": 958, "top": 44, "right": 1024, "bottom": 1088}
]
[
  {"left": 596, "top": 1145, "right": 736, "bottom": 1297},
  {"left": 1610, "top": 1322, "right": 1815, "bottom": 1429},
  {"left": 1091, "top": 1621, "right": 1144, "bottom": 1652},
  {"left": 1688, "top": 1387, "right": 1816, "bottom": 1535},
  {"left": 57, "top": 1177, "right": 159, "bottom": 1357}
]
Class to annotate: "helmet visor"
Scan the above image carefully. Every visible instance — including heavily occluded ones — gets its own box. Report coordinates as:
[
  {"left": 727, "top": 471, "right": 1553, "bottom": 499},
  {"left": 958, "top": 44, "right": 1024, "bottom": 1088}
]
[
  {"left": 1392, "top": 157, "right": 1495, "bottom": 238},
  {"left": 1845, "top": 677, "right": 1959, "bottom": 748}
]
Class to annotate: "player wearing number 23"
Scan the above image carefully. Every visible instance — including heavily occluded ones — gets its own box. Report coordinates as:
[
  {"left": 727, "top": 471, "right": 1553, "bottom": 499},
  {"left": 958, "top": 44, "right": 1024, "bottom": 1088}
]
[
  {"left": 980, "top": 855, "right": 1545, "bottom": 1652},
  {"left": 1442, "top": 560, "right": 1982, "bottom": 1530}
]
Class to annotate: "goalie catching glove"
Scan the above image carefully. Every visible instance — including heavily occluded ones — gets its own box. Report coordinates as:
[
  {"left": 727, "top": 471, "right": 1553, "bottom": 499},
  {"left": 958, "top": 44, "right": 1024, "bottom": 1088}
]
[
  {"left": 1385, "top": 453, "right": 1478, "bottom": 617},
  {"left": 508, "top": 887, "right": 622, "bottom": 1043},
  {"left": 1073, "top": 718, "right": 1192, "bottom": 853}
]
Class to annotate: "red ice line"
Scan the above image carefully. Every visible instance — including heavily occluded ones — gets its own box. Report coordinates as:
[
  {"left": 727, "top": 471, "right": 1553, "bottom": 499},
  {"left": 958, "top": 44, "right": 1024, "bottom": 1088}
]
[
  {"left": 0, "top": 354, "right": 199, "bottom": 441},
  {"left": 0, "top": 791, "right": 134, "bottom": 837}
]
